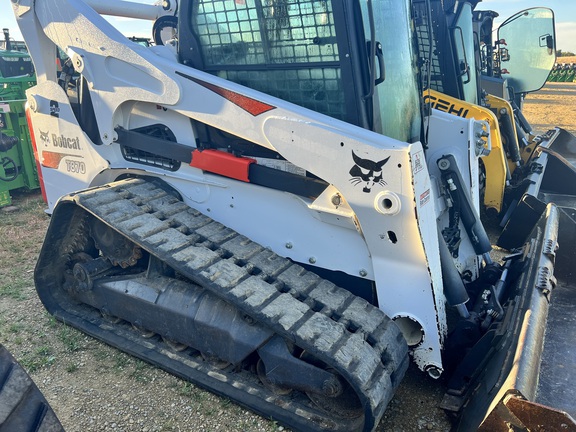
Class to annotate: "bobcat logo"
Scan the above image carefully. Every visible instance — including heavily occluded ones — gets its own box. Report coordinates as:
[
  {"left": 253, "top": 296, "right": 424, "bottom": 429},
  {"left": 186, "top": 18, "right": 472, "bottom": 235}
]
[
  {"left": 39, "top": 130, "right": 50, "bottom": 146},
  {"left": 349, "top": 151, "right": 390, "bottom": 193}
]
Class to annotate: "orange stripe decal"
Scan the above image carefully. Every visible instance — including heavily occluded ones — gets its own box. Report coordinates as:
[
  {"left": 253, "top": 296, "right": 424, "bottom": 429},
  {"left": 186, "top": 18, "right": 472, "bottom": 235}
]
[
  {"left": 41, "top": 151, "right": 70, "bottom": 168},
  {"left": 176, "top": 71, "right": 276, "bottom": 116}
]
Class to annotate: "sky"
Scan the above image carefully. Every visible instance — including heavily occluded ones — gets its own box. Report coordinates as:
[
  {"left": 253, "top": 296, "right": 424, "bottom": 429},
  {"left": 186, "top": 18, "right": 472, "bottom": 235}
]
[
  {"left": 483, "top": 0, "right": 576, "bottom": 54},
  {"left": 1, "top": 0, "right": 575, "bottom": 53}
]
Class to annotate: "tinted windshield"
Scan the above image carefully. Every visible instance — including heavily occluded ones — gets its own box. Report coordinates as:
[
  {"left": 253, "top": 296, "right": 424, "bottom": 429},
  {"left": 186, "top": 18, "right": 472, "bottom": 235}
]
[
  {"left": 453, "top": 3, "right": 478, "bottom": 104},
  {"left": 360, "top": 0, "right": 421, "bottom": 142},
  {"left": 190, "top": 0, "right": 346, "bottom": 121},
  {"left": 183, "top": 0, "right": 421, "bottom": 142}
]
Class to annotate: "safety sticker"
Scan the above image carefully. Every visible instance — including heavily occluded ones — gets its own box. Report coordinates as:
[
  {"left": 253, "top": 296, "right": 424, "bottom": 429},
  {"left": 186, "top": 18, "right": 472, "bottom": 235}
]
[
  {"left": 420, "top": 189, "right": 430, "bottom": 207},
  {"left": 412, "top": 150, "right": 424, "bottom": 174}
]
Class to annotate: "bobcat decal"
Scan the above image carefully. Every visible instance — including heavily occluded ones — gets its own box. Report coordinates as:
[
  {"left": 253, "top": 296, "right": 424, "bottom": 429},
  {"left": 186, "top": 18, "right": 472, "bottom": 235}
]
[
  {"left": 349, "top": 151, "right": 390, "bottom": 193},
  {"left": 39, "top": 130, "right": 50, "bottom": 146}
]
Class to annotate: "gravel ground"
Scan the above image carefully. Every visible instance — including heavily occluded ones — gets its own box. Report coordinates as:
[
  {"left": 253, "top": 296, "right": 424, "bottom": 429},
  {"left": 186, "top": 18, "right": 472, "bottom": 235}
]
[
  {"left": 1, "top": 82, "right": 574, "bottom": 432},
  {"left": 0, "top": 194, "right": 451, "bottom": 432}
]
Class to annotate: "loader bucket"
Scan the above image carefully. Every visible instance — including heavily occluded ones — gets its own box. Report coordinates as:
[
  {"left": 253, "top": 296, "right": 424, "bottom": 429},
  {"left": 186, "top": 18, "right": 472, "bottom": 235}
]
[
  {"left": 498, "top": 128, "right": 576, "bottom": 253},
  {"left": 461, "top": 127, "right": 576, "bottom": 430},
  {"left": 547, "top": 127, "right": 576, "bottom": 168},
  {"left": 445, "top": 205, "right": 576, "bottom": 431}
]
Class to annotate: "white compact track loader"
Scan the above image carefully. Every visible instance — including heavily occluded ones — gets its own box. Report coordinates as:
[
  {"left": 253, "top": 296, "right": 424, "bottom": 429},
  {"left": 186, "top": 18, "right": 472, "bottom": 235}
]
[{"left": 8, "top": 0, "right": 576, "bottom": 430}]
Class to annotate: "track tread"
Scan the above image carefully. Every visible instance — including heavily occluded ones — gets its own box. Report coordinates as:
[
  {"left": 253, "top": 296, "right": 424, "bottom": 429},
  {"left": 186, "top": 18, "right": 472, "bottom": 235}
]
[
  {"left": 54, "top": 178, "right": 409, "bottom": 432},
  {"left": 0, "top": 345, "right": 64, "bottom": 432}
]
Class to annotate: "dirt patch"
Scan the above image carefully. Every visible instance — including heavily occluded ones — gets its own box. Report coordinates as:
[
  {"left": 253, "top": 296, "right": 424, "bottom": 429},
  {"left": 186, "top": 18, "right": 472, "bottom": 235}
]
[
  {"left": 523, "top": 82, "right": 576, "bottom": 135},
  {"left": 557, "top": 56, "right": 576, "bottom": 64}
]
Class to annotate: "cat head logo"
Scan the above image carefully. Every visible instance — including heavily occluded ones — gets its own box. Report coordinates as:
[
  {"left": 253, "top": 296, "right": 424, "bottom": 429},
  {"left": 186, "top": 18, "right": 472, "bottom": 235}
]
[
  {"left": 39, "top": 130, "right": 50, "bottom": 146},
  {"left": 349, "top": 151, "right": 390, "bottom": 193}
]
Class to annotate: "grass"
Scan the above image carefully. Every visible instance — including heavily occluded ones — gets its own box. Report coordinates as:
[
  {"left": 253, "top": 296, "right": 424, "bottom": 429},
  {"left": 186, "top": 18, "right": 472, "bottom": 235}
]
[
  {"left": 0, "top": 190, "right": 282, "bottom": 431},
  {"left": 66, "top": 362, "right": 79, "bottom": 373},
  {"left": 20, "top": 345, "right": 56, "bottom": 373},
  {"left": 9, "top": 322, "right": 25, "bottom": 333},
  {"left": 0, "top": 192, "right": 54, "bottom": 374},
  {"left": 58, "top": 324, "right": 84, "bottom": 352},
  {"left": 0, "top": 191, "right": 47, "bottom": 302},
  {"left": 129, "top": 359, "right": 153, "bottom": 383},
  {"left": 177, "top": 382, "right": 196, "bottom": 398}
]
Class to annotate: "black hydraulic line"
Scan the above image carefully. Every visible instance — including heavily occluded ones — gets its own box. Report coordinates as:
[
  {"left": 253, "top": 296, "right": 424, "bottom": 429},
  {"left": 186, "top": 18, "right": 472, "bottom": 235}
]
[
  {"left": 510, "top": 99, "right": 532, "bottom": 135},
  {"left": 438, "top": 229, "right": 470, "bottom": 318},
  {"left": 438, "top": 155, "right": 492, "bottom": 256},
  {"left": 498, "top": 111, "right": 521, "bottom": 164}
]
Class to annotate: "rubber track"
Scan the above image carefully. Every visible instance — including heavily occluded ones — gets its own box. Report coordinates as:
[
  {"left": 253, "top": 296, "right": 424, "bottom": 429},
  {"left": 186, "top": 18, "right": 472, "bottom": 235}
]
[
  {"left": 55, "top": 178, "right": 409, "bottom": 431},
  {"left": 0, "top": 344, "right": 64, "bottom": 432}
]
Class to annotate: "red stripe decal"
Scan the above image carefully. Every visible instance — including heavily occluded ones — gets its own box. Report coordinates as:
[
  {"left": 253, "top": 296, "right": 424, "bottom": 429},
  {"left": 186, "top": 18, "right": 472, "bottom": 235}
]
[
  {"left": 41, "top": 151, "right": 70, "bottom": 169},
  {"left": 176, "top": 72, "right": 276, "bottom": 116},
  {"left": 190, "top": 149, "right": 255, "bottom": 182}
]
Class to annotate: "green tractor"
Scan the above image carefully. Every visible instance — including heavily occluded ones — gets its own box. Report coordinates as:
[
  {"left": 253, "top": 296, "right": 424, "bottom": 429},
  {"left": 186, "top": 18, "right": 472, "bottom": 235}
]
[{"left": 0, "top": 28, "right": 40, "bottom": 207}]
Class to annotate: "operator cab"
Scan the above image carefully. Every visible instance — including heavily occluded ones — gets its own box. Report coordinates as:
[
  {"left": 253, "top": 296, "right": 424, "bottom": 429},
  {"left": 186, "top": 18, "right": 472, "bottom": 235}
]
[{"left": 178, "top": 0, "right": 422, "bottom": 143}]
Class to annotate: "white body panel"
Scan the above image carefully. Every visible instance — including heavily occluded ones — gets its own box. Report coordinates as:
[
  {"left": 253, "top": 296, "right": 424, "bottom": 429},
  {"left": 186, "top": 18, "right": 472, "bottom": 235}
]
[
  {"left": 13, "top": 0, "right": 490, "bottom": 373},
  {"left": 426, "top": 109, "right": 490, "bottom": 277}
]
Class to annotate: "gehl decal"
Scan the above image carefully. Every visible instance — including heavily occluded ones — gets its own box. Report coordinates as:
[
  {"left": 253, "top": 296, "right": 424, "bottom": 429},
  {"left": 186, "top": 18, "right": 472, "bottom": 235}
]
[{"left": 423, "top": 94, "right": 470, "bottom": 118}]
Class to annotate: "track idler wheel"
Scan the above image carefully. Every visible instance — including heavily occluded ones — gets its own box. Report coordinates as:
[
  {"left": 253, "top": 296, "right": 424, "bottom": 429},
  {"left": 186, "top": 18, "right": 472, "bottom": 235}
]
[
  {"left": 256, "top": 359, "right": 293, "bottom": 396},
  {"left": 90, "top": 218, "right": 142, "bottom": 268},
  {"left": 201, "top": 352, "right": 231, "bottom": 370},
  {"left": 132, "top": 323, "right": 156, "bottom": 339},
  {"left": 162, "top": 337, "right": 188, "bottom": 352},
  {"left": 300, "top": 351, "right": 363, "bottom": 419},
  {"left": 257, "top": 336, "right": 363, "bottom": 419}
]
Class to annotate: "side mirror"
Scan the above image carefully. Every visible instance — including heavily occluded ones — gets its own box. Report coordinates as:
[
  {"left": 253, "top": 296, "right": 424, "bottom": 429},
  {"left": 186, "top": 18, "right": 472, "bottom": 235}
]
[{"left": 498, "top": 7, "right": 556, "bottom": 94}]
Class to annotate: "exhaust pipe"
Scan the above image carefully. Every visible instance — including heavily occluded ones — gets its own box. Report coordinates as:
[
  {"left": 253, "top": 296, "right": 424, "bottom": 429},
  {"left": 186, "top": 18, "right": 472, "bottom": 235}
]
[{"left": 2, "top": 28, "right": 10, "bottom": 51}]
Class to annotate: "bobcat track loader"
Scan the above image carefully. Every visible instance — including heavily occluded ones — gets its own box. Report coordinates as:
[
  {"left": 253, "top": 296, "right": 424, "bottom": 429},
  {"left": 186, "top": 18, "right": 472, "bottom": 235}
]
[{"left": 11, "top": 0, "right": 575, "bottom": 430}]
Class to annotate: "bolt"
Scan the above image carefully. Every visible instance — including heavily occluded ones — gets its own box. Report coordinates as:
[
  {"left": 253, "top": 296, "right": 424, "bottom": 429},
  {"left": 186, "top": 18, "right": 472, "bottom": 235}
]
[
  {"left": 499, "top": 108, "right": 507, "bottom": 115},
  {"left": 359, "top": 269, "right": 368, "bottom": 277},
  {"left": 73, "top": 264, "right": 87, "bottom": 282},
  {"left": 322, "top": 378, "right": 342, "bottom": 397},
  {"left": 309, "top": 257, "right": 316, "bottom": 264},
  {"left": 331, "top": 194, "right": 342, "bottom": 206},
  {"left": 285, "top": 242, "right": 293, "bottom": 249},
  {"left": 437, "top": 159, "right": 450, "bottom": 170},
  {"left": 243, "top": 314, "right": 256, "bottom": 325},
  {"left": 28, "top": 97, "right": 37, "bottom": 112}
]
